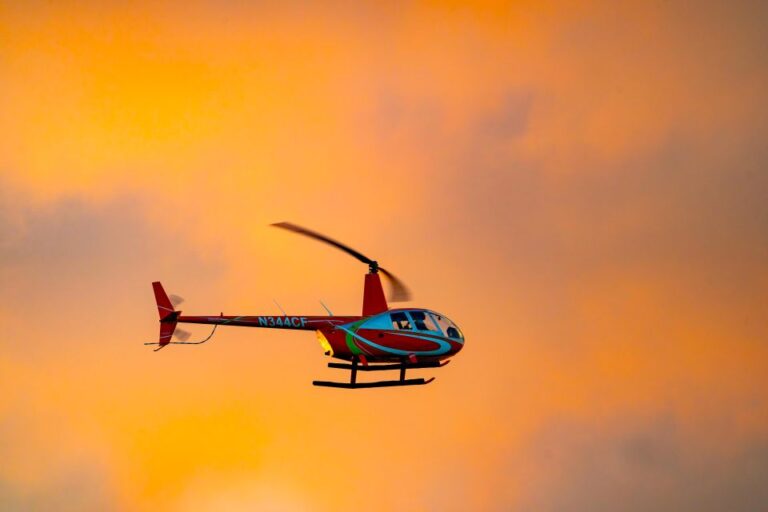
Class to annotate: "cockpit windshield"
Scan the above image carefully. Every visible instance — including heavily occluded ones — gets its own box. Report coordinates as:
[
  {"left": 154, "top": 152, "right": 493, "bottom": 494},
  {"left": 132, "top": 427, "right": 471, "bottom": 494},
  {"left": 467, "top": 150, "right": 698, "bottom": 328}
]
[{"left": 430, "top": 312, "right": 464, "bottom": 340}]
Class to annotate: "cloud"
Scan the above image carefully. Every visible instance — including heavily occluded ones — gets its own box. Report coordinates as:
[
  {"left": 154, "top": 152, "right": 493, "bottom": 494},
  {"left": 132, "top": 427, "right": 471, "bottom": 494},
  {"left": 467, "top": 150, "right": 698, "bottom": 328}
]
[
  {"left": 516, "top": 414, "right": 768, "bottom": 512},
  {"left": 0, "top": 465, "right": 111, "bottom": 512},
  {"left": 0, "top": 181, "right": 224, "bottom": 354}
]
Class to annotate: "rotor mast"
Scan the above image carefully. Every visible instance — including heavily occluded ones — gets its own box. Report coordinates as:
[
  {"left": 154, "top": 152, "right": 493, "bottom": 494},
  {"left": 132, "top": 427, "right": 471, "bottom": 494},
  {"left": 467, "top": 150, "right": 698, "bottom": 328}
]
[{"left": 362, "top": 261, "right": 388, "bottom": 316}]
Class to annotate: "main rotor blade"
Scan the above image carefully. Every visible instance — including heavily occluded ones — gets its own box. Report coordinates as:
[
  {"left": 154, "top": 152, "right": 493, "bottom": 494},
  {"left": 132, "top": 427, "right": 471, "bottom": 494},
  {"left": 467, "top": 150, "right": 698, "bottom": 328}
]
[
  {"left": 271, "top": 222, "right": 374, "bottom": 265},
  {"left": 271, "top": 222, "right": 412, "bottom": 302},
  {"left": 379, "top": 267, "right": 411, "bottom": 302}
]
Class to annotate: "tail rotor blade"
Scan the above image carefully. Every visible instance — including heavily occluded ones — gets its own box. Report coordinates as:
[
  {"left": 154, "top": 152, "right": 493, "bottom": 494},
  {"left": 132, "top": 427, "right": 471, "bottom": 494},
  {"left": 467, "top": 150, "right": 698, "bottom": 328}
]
[
  {"left": 169, "top": 294, "right": 185, "bottom": 308},
  {"left": 173, "top": 328, "right": 191, "bottom": 341}
]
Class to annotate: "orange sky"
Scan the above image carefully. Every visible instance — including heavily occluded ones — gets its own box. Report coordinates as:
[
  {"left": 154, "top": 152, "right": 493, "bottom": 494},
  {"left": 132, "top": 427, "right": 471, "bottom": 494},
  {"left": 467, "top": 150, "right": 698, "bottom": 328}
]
[{"left": 1, "top": 1, "right": 767, "bottom": 510}]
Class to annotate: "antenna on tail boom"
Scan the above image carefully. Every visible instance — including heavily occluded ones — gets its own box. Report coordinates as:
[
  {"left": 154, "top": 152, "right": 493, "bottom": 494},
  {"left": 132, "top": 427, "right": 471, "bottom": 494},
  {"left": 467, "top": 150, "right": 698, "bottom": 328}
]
[
  {"left": 273, "top": 299, "right": 288, "bottom": 316},
  {"left": 320, "top": 300, "right": 334, "bottom": 316}
]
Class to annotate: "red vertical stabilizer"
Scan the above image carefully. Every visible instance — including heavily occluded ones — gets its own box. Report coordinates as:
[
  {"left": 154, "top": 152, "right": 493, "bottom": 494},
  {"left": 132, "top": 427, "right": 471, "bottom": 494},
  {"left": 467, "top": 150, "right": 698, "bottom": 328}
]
[
  {"left": 362, "top": 272, "right": 388, "bottom": 316},
  {"left": 152, "top": 281, "right": 176, "bottom": 320},
  {"left": 151, "top": 281, "right": 180, "bottom": 349}
]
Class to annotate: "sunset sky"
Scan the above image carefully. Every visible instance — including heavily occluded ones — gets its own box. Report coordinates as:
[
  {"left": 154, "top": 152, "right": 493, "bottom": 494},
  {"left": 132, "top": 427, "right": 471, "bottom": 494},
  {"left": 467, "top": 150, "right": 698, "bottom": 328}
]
[{"left": 1, "top": 1, "right": 767, "bottom": 510}]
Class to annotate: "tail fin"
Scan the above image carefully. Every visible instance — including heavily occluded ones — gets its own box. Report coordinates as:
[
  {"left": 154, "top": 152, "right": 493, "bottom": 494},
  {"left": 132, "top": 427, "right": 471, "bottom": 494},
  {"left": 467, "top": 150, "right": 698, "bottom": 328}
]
[
  {"left": 152, "top": 281, "right": 179, "bottom": 349},
  {"left": 153, "top": 281, "right": 176, "bottom": 320}
]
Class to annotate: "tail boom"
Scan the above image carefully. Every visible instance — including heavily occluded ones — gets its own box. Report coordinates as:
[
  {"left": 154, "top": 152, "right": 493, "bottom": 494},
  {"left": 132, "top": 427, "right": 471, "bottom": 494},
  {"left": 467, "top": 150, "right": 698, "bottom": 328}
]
[{"left": 176, "top": 314, "right": 358, "bottom": 330}]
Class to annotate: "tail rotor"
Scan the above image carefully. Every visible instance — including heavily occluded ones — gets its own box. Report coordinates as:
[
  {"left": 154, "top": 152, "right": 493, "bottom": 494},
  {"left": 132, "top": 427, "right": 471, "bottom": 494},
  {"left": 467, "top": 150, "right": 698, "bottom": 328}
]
[{"left": 147, "top": 282, "right": 216, "bottom": 350}]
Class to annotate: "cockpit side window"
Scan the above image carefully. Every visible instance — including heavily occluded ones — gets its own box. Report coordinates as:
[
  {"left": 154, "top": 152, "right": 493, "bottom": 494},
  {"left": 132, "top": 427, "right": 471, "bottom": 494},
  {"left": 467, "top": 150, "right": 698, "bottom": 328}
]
[
  {"left": 390, "top": 312, "right": 412, "bottom": 330},
  {"left": 410, "top": 311, "right": 439, "bottom": 332}
]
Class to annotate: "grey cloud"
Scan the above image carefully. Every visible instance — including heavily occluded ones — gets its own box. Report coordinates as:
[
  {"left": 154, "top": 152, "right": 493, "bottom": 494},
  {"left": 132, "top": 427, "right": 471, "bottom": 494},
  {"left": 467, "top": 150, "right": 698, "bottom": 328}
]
[
  {"left": 0, "top": 467, "right": 112, "bottom": 512},
  {"left": 0, "top": 182, "right": 224, "bottom": 355},
  {"left": 517, "top": 415, "right": 768, "bottom": 512},
  {"left": 479, "top": 91, "right": 533, "bottom": 141}
]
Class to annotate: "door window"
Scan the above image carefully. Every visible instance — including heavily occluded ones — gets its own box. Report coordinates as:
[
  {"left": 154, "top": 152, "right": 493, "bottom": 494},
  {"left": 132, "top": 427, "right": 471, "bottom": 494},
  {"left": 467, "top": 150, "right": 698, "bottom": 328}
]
[
  {"left": 410, "top": 311, "right": 439, "bottom": 332},
  {"left": 390, "top": 312, "right": 412, "bottom": 330}
]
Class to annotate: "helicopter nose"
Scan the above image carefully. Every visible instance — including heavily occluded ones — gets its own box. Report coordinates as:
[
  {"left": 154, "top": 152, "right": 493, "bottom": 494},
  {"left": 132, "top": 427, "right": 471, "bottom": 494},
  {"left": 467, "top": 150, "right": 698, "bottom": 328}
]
[
  {"left": 448, "top": 334, "right": 464, "bottom": 355},
  {"left": 451, "top": 330, "right": 465, "bottom": 353}
]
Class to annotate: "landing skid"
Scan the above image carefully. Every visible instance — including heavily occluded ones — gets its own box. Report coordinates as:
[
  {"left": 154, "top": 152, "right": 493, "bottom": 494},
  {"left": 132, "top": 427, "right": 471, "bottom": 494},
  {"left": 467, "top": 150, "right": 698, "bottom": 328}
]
[
  {"left": 312, "top": 357, "right": 447, "bottom": 389},
  {"left": 312, "top": 377, "right": 434, "bottom": 389}
]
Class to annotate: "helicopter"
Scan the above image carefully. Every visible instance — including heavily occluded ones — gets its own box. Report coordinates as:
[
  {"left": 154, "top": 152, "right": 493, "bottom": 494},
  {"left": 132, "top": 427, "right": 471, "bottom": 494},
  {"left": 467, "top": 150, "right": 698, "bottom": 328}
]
[{"left": 147, "top": 222, "right": 464, "bottom": 388}]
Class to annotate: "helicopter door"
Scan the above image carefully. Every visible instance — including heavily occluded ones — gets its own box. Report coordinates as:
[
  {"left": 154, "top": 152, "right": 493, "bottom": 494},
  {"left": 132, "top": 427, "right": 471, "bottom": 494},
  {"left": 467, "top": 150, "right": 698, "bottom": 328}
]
[{"left": 409, "top": 311, "right": 440, "bottom": 332}]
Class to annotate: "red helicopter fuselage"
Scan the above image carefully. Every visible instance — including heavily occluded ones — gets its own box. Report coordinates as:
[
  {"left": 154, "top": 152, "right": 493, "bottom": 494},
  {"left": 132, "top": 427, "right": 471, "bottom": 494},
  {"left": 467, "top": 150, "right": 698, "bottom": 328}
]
[{"left": 156, "top": 272, "right": 464, "bottom": 363}]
